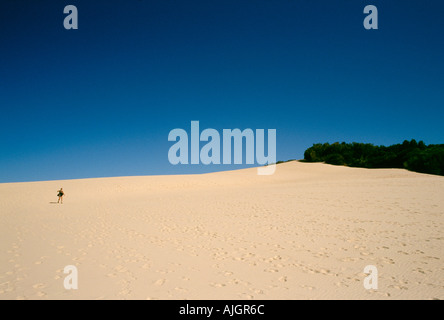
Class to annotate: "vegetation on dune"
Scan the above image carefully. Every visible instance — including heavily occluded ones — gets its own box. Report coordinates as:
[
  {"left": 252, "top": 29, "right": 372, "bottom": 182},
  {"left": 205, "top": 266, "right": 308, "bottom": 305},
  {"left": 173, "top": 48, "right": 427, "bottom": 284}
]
[{"left": 303, "top": 140, "right": 444, "bottom": 176}]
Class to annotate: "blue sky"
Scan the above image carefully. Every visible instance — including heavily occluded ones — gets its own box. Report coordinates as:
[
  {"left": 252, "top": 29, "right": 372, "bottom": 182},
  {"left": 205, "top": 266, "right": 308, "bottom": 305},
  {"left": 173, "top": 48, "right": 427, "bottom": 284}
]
[{"left": 0, "top": 0, "right": 443, "bottom": 182}]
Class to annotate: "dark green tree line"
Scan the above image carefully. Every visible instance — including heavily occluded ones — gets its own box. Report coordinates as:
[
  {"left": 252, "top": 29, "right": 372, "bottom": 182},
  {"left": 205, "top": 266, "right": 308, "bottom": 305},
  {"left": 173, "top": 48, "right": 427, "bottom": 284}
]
[{"left": 304, "top": 140, "right": 444, "bottom": 176}]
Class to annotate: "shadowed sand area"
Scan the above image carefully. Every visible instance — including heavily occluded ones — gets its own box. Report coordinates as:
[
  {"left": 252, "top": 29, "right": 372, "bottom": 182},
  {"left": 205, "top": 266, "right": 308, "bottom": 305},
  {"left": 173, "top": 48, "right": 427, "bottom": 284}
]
[{"left": 0, "top": 161, "right": 443, "bottom": 300}]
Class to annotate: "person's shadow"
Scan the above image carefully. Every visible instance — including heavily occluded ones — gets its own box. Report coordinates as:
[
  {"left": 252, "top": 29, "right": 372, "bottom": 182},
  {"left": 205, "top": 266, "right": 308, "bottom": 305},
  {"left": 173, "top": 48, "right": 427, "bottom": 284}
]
[{"left": 49, "top": 202, "right": 59, "bottom": 204}]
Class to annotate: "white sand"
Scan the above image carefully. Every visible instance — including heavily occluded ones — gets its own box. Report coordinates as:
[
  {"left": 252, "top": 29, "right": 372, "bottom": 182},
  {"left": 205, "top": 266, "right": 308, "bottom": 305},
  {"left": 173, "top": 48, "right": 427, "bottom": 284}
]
[{"left": 0, "top": 161, "right": 443, "bottom": 300}]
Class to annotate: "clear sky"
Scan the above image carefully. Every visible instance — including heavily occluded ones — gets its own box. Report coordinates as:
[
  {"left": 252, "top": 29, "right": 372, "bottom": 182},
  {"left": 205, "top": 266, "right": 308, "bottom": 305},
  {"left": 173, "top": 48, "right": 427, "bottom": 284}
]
[{"left": 0, "top": 0, "right": 443, "bottom": 182}]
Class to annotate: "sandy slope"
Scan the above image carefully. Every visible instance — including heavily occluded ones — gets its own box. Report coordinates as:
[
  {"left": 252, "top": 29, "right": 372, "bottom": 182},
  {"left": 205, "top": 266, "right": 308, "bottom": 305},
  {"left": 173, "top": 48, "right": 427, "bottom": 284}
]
[{"left": 0, "top": 161, "right": 443, "bottom": 300}]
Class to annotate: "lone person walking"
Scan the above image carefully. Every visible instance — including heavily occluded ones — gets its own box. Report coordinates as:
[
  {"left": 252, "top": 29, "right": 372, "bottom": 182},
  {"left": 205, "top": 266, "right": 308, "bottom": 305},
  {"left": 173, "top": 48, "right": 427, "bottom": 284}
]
[{"left": 57, "top": 188, "right": 65, "bottom": 204}]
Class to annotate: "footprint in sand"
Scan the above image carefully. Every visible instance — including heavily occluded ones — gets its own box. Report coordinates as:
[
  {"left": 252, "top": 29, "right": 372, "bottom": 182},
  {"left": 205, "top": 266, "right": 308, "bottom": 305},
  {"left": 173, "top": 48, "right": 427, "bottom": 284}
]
[
  {"left": 264, "top": 268, "right": 279, "bottom": 273},
  {"left": 36, "top": 292, "right": 47, "bottom": 297},
  {"left": 382, "top": 258, "right": 395, "bottom": 265},
  {"left": 413, "top": 268, "right": 426, "bottom": 274},
  {"left": 334, "top": 282, "right": 345, "bottom": 288},
  {"left": 119, "top": 289, "right": 131, "bottom": 295},
  {"left": 360, "top": 252, "right": 372, "bottom": 256},
  {"left": 389, "top": 285, "right": 408, "bottom": 290},
  {"left": 301, "top": 285, "right": 315, "bottom": 291},
  {"left": 115, "top": 266, "right": 128, "bottom": 273},
  {"left": 374, "top": 291, "right": 391, "bottom": 297},
  {"left": 154, "top": 279, "right": 166, "bottom": 286},
  {"left": 425, "top": 256, "right": 440, "bottom": 260},
  {"left": 320, "top": 269, "right": 332, "bottom": 275}
]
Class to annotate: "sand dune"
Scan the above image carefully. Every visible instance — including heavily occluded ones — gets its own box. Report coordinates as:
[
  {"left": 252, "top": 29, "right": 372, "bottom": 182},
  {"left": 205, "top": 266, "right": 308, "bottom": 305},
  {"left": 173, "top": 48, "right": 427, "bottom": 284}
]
[{"left": 0, "top": 161, "right": 443, "bottom": 300}]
